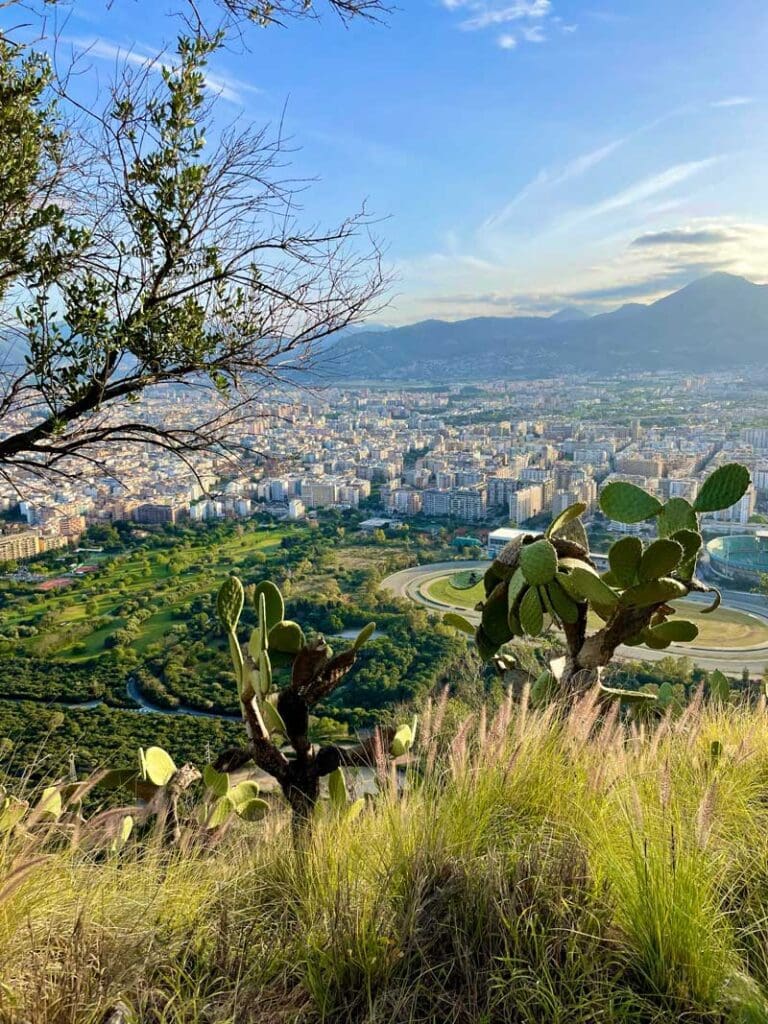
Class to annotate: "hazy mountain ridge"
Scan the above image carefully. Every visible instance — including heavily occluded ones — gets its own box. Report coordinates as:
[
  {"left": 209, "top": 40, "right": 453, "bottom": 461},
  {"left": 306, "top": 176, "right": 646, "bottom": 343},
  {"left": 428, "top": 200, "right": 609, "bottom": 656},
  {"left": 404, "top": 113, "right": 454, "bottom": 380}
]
[{"left": 327, "top": 273, "right": 768, "bottom": 379}]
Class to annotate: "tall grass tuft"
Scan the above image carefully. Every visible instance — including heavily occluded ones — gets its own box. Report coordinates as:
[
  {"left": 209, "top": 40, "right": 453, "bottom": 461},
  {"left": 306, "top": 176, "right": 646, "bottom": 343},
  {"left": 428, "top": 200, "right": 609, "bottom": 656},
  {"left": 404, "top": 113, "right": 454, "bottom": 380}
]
[{"left": 3, "top": 695, "right": 768, "bottom": 1022}]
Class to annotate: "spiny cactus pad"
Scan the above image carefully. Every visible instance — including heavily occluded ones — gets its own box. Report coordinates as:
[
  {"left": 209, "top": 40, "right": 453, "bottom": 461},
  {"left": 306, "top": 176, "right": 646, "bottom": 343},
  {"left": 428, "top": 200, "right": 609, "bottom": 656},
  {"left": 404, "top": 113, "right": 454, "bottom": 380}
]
[
  {"left": 547, "top": 501, "right": 587, "bottom": 539},
  {"left": 647, "top": 619, "right": 699, "bottom": 643},
  {"left": 443, "top": 612, "right": 475, "bottom": 634},
  {"left": 519, "top": 586, "right": 544, "bottom": 636},
  {"left": 559, "top": 566, "right": 618, "bottom": 607},
  {"left": 253, "top": 580, "right": 284, "bottom": 631},
  {"left": 599, "top": 482, "right": 663, "bottom": 523},
  {"left": 520, "top": 538, "right": 558, "bottom": 585},
  {"left": 203, "top": 764, "right": 230, "bottom": 797},
  {"left": 638, "top": 539, "right": 683, "bottom": 581},
  {"left": 142, "top": 746, "right": 177, "bottom": 787},
  {"left": 608, "top": 536, "right": 643, "bottom": 587},
  {"left": 353, "top": 622, "right": 377, "bottom": 651},
  {"left": 269, "top": 621, "right": 305, "bottom": 654},
  {"left": 620, "top": 578, "right": 688, "bottom": 608},
  {"left": 694, "top": 464, "right": 751, "bottom": 513},
  {"left": 217, "top": 576, "right": 244, "bottom": 631},
  {"left": 657, "top": 497, "right": 698, "bottom": 538},
  {"left": 546, "top": 579, "right": 580, "bottom": 624}
]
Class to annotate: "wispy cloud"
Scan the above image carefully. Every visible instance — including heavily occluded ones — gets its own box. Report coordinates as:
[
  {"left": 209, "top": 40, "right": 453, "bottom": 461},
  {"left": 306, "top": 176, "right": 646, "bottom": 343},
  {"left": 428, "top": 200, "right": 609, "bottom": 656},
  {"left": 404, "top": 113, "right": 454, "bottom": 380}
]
[
  {"left": 482, "top": 136, "right": 627, "bottom": 230},
  {"left": 441, "top": 0, "right": 573, "bottom": 49},
  {"left": 568, "top": 157, "right": 723, "bottom": 225},
  {"left": 711, "top": 96, "right": 755, "bottom": 108},
  {"left": 65, "top": 37, "right": 262, "bottom": 106}
]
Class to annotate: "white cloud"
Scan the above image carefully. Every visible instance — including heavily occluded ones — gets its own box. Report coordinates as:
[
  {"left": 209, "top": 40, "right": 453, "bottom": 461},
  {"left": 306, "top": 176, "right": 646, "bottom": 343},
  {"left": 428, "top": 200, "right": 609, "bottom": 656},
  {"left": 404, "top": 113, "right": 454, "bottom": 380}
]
[
  {"left": 441, "top": 0, "right": 566, "bottom": 46},
  {"left": 65, "top": 37, "right": 262, "bottom": 106}
]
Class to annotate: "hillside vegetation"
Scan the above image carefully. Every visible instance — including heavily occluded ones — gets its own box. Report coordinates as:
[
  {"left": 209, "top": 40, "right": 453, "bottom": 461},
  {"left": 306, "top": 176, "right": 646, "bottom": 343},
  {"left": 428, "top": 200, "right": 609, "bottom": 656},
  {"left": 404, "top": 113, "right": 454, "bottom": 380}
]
[{"left": 3, "top": 692, "right": 768, "bottom": 1023}]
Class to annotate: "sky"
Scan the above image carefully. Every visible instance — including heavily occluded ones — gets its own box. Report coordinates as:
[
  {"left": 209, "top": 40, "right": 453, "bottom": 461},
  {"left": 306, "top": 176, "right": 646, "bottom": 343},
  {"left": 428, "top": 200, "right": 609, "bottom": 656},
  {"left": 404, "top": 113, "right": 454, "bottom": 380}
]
[{"left": 13, "top": 0, "right": 768, "bottom": 324}]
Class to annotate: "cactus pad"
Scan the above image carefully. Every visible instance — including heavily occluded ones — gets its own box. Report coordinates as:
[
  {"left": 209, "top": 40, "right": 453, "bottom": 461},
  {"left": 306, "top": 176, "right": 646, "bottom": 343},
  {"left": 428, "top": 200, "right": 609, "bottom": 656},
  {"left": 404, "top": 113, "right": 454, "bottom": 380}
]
[
  {"left": 599, "top": 481, "right": 663, "bottom": 523},
  {"left": 269, "top": 620, "right": 305, "bottom": 654},
  {"left": 520, "top": 538, "right": 558, "bottom": 585},
  {"left": 353, "top": 622, "right": 377, "bottom": 651},
  {"left": 443, "top": 612, "right": 475, "bottom": 635},
  {"left": 647, "top": 619, "right": 699, "bottom": 643},
  {"left": 560, "top": 566, "right": 618, "bottom": 607},
  {"left": 694, "top": 464, "right": 750, "bottom": 513},
  {"left": 142, "top": 746, "right": 177, "bottom": 787},
  {"left": 638, "top": 539, "right": 683, "bottom": 581},
  {"left": 519, "top": 586, "right": 544, "bottom": 636},
  {"left": 235, "top": 797, "right": 269, "bottom": 822},
  {"left": 546, "top": 579, "right": 580, "bottom": 624},
  {"left": 547, "top": 501, "right": 587, "bottom": 539},
  {"left": 253, "top": 580, "right": 285, "bottom": 631},
  {"left": 657, "top": 497, "right": 698, "bottom": 538},
  {"left": 620, "top": 577, "right": 687, "bottom": 608},
  {"left": 203, "top": 764, "right": 230, "bottom": 797},
  {"left": 608, "top": 536, "right": 643, "bottom": 587},
  {"left": 217, "top": 576, "right": 244, "bottom": 631}
]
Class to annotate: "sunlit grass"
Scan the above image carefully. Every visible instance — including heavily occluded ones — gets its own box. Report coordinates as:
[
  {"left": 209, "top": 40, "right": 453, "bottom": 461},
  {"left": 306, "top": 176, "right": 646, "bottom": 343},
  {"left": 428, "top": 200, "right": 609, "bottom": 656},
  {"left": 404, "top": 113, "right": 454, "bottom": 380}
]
[{"left": 3, "top": 696, "right": 768, "bottom": 1021}]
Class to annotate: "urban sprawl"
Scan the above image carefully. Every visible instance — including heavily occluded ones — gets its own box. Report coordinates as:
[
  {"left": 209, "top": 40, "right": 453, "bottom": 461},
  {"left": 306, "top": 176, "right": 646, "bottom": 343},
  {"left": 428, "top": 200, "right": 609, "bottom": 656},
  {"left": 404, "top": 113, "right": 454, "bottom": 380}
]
[{"left": 2, "top": 373, "right": 767, "bottom": 569}]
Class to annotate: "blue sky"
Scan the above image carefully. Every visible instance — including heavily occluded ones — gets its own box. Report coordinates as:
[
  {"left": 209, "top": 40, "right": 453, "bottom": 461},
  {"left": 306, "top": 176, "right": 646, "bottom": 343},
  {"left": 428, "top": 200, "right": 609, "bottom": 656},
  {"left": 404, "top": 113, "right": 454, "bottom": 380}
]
[{"left": 19, "top": 0, "right": 768, "bottom": 322}]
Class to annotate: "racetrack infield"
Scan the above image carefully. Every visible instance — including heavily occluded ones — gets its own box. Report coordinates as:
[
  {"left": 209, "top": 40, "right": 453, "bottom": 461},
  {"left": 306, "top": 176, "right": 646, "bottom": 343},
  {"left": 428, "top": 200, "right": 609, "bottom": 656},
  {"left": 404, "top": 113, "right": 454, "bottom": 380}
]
[{"left": 423, "top": 572, "right": 768, "bottom": 650}]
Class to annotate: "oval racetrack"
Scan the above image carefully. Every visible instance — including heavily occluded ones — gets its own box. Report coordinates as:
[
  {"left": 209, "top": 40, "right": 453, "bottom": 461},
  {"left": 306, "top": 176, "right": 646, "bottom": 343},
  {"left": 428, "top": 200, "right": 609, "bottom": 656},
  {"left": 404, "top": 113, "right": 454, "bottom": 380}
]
[{"left": 381, "top": 560, "right": 768, "bottom": 675}]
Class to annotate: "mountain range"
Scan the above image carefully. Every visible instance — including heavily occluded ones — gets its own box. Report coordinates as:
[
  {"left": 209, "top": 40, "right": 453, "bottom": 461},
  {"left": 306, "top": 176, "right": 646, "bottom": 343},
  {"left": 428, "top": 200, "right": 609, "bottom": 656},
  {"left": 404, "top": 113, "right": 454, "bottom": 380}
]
[{"left": 323, "top": 273, "right": 768, "bottom": 379}]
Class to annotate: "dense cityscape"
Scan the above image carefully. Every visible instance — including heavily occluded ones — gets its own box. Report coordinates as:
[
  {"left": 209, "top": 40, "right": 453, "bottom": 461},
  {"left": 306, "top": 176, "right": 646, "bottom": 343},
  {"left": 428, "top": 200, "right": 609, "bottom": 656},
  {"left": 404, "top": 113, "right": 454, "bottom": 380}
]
[{"left": 4, "top": 371, "right": 768, "bottom": 572}]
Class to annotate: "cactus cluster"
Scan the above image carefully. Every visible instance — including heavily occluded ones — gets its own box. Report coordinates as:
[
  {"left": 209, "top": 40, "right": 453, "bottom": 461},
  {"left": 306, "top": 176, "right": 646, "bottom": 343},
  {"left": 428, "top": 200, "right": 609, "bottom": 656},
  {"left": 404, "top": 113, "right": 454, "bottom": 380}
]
[
  {"left": 200, "top": 766, "right": 268, "bottom": 828},
  {"left": 216, "top": 574, "right": 418, "bottom": 825},
  {"left": 445, "top": 463, "right": 751, "bottom": 698}
]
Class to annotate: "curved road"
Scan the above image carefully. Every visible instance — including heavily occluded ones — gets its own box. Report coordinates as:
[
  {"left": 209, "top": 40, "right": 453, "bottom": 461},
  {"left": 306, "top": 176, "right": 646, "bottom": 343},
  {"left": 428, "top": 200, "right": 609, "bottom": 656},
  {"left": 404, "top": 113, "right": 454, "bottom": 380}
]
[{"left": 382, "top": 560, "right": 768, "bottom": 675}]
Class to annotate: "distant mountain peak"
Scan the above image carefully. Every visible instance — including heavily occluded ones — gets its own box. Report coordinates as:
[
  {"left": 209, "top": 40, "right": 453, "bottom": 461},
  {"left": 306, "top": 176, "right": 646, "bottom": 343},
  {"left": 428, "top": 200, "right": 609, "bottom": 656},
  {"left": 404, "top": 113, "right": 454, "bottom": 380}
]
[
  {"left": 549, "top": 306, "right": 590, "bottom": 323},
  {"left": 324, "top": 273, "right": 767, "bottom": 379}
]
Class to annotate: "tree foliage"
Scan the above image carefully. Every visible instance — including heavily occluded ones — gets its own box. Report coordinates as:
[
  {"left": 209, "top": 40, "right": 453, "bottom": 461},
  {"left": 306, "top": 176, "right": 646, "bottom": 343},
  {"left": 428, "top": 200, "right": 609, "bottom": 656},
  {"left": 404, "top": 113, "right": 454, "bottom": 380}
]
[{"left": 0, "top": 3, "right": 386, "bottom": 486}]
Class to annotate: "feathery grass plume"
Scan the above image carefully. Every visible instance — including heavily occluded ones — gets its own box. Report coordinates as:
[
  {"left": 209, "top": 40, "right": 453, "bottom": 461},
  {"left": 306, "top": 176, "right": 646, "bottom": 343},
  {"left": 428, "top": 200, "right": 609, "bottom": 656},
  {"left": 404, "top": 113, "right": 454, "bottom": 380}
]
[
  {"left": 514, "top": 680, "right": 531, "bottom": 741},
  {"left": 696, "top": 780, "right": 718, "bottom": 848},
  {"left": 5, "top": 698, "right": 768, "bottom": 1019},
  {"left": 449, "top": 716, "right": 473, "bottom": 779}
]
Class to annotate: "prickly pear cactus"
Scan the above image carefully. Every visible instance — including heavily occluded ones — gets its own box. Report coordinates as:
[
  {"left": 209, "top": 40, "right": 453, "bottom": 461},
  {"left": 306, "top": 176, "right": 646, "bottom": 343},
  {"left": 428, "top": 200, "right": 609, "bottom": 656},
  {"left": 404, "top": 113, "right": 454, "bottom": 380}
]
[{"left": 444, "top": 463, "right": 751, "bottom": 701}]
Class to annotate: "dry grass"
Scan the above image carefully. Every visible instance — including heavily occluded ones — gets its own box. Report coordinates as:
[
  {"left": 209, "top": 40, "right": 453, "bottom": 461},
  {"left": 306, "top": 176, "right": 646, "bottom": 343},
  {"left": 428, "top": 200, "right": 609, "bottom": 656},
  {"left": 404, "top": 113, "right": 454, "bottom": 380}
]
[{"left": 3, "top": 694, "right": 768, "bottom": 1022}]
